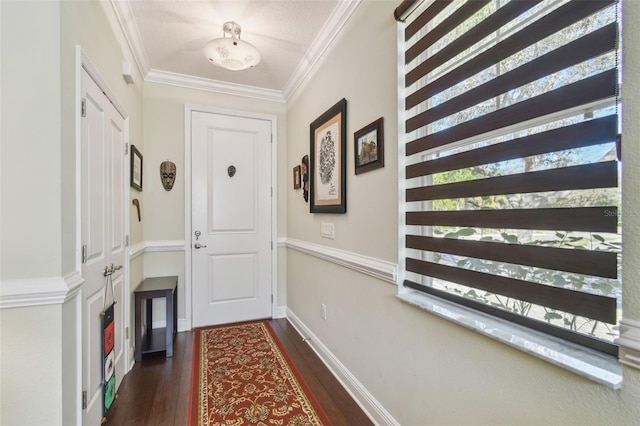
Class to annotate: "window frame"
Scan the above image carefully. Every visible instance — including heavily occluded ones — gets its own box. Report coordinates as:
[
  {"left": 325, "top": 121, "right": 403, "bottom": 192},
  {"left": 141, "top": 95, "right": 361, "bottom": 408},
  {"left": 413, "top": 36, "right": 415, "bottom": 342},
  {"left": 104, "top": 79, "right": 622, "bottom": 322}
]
[{"left": 396, "top": 0, "right": 623, "bottom": 386}]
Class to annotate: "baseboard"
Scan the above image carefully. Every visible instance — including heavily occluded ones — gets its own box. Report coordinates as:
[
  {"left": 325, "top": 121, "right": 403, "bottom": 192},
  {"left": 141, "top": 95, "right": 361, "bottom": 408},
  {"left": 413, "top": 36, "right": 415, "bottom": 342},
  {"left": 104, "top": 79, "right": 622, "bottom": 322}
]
[
  {"left": 286, "top": 308, "right": 399, "bottom": 426},
  {"left": 274, "top": 306, "right": 287, "bottom": 319}
]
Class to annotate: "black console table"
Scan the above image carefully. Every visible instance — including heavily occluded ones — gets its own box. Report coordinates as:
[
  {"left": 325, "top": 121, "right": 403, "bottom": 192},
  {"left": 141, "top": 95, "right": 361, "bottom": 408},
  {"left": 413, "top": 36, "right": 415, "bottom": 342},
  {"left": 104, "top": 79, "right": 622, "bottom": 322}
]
[{"left": 134, "top": 276, "right": 177, "bottom": 362}]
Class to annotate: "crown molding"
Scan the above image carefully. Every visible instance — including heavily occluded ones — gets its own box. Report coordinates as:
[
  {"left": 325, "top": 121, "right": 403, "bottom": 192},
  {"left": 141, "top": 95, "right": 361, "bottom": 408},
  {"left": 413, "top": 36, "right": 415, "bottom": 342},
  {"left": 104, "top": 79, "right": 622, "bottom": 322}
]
[
  {"left": 617, "top": 318, "right": 640, "bottom": 370},
  {"left": 282, "top": 0, "right": 363, "bottom": 101},
  {"left": 145, "top": 69, "right": 286, "bottom": 103},
  {"left": 110, "top": 0, "right": 361, "bottom": 102},
  {"left": 110, "top": 0, "right": 150, "bottom": 77}
]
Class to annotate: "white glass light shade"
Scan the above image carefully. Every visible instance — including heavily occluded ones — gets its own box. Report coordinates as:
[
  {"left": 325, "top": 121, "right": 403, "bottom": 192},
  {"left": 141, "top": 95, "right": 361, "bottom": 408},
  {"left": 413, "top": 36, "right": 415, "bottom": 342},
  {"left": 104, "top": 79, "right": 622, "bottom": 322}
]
[{"left": 204, "top": 22, "right": 261, "bottom": 71}]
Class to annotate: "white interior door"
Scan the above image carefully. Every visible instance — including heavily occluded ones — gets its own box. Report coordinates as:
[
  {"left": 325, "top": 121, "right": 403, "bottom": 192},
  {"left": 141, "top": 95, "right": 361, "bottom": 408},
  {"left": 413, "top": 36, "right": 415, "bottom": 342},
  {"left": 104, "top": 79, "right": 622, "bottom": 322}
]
[
  {"left": 191, "top": 111, "right": 272, "bottom": 327},
  {"left": 81, "top": 69, "right": 126, "bottom": 425}
]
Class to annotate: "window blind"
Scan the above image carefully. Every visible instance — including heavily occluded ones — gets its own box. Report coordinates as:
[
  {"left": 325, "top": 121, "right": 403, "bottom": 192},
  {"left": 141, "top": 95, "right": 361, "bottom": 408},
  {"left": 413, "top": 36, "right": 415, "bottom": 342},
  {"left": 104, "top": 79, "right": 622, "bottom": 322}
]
[{"left": 396, "top": 0, "right": 621, "bottom": 355}]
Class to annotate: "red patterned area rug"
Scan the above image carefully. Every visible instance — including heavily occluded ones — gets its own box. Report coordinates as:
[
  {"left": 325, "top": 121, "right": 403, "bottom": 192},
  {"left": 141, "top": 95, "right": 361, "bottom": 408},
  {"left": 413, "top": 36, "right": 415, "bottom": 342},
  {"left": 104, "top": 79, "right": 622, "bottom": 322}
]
[{"left": 189, "top": 320, "right": 332, "bottom": 425}]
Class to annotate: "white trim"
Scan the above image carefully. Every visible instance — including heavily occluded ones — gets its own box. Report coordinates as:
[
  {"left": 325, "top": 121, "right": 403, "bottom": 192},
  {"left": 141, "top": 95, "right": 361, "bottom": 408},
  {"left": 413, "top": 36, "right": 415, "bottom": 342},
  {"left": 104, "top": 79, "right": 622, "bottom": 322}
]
[
  {"left": 0, "top": 277, "right": 74, "bottom": 309},
  {"left": 64, "top": 272, "right": 85, "bottom": 303},
  {"left": 80, "top": 50, "right": 127, "bottom": 120},
  {"left": 275, "top": 306, "right": 287, "bottom": 319},
  {"left": 285, "top": 238, "right": 397, "bottom": 285},
  {"left": 617, "top": 319, "right": 640, "bottom": 370},
  {"left": 128, "top": 240, "right": 186, "bottom": 260},
  {"left": 129, "top": 241, "right": 146, "bottom": 259},
  {"left": 108, "top": 0, "right": 361, "bottom": 103},
  {"left": 109, "top": 0, "right": 150, "bottom": 78},
  {"left": 287, "top": 309, "right": 400, "bottom": 426},
  {"left": 184, "top": 104, "right": 278, "bottom": 332},
  {"left": 145, "top": 240, "right": 186, "bottom": 252},
  {"left": 399, "top": 291, "right": 623, "bottom": 389},
  {"left": 146, "top": 69, "right": 286, "bottom": 103},
  {"left": 282, "top": 0, "right": 362, "bottom": 101}
]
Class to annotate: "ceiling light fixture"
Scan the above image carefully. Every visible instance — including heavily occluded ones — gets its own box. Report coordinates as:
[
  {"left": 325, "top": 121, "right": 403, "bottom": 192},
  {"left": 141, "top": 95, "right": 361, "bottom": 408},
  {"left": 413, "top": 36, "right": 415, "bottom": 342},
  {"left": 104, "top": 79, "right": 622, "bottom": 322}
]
[{"left": 204, "top": 21, "right": 261, "bottom": 71}]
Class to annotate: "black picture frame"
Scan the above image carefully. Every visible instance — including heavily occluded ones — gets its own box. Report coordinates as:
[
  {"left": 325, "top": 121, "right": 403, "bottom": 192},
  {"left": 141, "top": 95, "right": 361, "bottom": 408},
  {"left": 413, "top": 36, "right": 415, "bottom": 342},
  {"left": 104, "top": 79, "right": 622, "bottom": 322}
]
[
  {"left": 354, "top": 117, "right": 384, "bottom": 175},
  {"left": 130, "top": 145, "right": 143, "bottom": 191},
  {"left": 293, "top": 165, "right": 302, "bottom": 189},
  {"left": 309, "top": 98, "right": 347, "bottom": 213}
]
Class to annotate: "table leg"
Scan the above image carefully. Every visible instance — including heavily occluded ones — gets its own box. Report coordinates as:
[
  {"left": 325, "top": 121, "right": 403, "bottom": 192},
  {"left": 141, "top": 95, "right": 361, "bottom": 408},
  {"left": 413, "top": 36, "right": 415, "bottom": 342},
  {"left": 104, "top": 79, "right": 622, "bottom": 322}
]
[
  {"left": 165, "top": 289, "right": 174, "bottom": 357},
  {"left": 134, "top": 294, "right": 142, "bottom": 362}
]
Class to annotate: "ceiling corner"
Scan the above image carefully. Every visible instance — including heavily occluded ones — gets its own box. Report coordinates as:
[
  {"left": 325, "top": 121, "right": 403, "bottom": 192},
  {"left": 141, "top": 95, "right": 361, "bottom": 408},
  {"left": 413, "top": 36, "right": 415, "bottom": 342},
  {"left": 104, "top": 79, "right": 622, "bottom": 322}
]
[
  {"left": 282, "top": 0, "right": 363, "bottom": 101},
  {"left": 110, "top": 0, "right": 151, "bottom": 78}
]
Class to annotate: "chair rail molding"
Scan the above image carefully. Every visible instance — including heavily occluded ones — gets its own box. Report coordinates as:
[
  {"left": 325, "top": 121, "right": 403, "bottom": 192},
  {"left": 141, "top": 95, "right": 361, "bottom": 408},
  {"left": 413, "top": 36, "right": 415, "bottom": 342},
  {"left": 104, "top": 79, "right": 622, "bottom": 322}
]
[
  {"left": 129, "top": 240, "right": 186, "bottom": 259},
  {"left": 285, "top": 238, "right": 397, "bottom": 285},
  {"left": 0, "top": 272, "right": 84, "bottom": 309}
]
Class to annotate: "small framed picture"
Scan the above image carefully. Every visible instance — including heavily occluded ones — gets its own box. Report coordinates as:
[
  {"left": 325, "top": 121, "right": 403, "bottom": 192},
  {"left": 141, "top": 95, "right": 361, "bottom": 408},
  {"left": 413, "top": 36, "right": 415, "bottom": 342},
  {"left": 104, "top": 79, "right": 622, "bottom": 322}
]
[
  {"left": 293, "top": 165, "right": 301, "bottom": 189},
  {"left": 130, "top": 145, "right": 143, "bottom": 191},
  {"left": 354, "top": 117, "right": 384, "bottom": 175}
]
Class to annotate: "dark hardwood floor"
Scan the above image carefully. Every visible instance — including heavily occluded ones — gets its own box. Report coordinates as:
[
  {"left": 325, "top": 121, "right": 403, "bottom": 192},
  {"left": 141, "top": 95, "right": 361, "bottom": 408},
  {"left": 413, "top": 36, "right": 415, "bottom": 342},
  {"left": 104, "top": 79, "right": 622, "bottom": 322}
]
[{"left": 106, "top": 318, "right": 373, "bottom": 426}]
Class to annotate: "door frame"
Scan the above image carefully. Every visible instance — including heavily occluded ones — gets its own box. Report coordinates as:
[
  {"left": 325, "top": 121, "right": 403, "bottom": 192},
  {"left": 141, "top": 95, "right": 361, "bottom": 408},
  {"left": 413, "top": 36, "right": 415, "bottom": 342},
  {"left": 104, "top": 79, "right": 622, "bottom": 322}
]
[
  {"left": 184, "top": 104, "right": 278, "bottom": 330},
  {"left": 75, "top": 46, "right": 131, "bottom": 422}
]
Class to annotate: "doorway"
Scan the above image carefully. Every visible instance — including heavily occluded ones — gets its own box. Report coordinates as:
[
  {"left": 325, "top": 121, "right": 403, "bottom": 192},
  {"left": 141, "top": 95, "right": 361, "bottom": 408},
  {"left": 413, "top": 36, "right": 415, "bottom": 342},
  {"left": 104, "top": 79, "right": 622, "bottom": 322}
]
[
  {"left": 80, "top": 68, "right": 128, "bottom": 425},
  {"left": 188, "top": 108, "right": 276, "bottom": 327}
]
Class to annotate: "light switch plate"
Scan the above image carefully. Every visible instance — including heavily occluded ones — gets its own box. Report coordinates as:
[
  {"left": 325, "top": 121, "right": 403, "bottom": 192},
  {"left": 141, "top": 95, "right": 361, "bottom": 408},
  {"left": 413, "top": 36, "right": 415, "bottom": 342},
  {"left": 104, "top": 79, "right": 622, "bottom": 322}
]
[{"left": 321, "top": 222, "right": 335, "bottom": 239}]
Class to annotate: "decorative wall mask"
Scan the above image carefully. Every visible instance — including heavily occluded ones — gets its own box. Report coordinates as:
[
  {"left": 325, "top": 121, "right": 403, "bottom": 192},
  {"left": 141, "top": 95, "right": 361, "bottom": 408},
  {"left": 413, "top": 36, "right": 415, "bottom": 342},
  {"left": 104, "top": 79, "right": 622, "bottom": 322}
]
[{"left": 160, "top": 160, "right": 176, "bottom": 191}]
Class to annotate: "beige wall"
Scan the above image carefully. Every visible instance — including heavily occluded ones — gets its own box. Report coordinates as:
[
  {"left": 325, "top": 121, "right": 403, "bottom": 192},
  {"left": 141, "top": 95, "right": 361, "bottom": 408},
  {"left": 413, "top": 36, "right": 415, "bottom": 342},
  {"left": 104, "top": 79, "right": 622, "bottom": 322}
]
[
  {"left": 1, "top": 0, "right": 144, "bottom": 424},
  {"left": 2, "top": 0, "right": 639, "bottom": 424},
  {"left": 286, "top": 1, "right": 640, "bottom": 424}
]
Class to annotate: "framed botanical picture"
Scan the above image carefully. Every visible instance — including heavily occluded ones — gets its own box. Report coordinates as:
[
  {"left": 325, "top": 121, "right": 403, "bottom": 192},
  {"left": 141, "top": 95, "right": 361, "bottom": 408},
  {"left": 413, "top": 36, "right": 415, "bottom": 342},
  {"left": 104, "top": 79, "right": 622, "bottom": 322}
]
[
  {"left": 354, "top": 117, "right": 384, "bottom": 175},
  {"left": 293, "top": 165, "right": 301, "bottom": 189},
  {"left": 309, "top": 98, "right": 347, "bottom": 213},
  {"left": 130, "top": 145, "right": 143, "bottom": 191}
]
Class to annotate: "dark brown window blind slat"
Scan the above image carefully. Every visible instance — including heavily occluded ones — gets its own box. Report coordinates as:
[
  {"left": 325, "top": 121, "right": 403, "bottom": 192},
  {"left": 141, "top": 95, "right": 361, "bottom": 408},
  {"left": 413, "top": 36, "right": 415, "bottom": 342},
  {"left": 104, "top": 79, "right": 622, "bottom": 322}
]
[
  {"left": 407, "top": 161, "right": 618, "bottom": 202},
  {"left": 406, "top": 115, "right": 618, "bottom": 178},
  {"left": 406, "top": 207, "right": 619, "bottom": 233},
  {"left": 405, "top": 0, "right": 616, "bottom": 106},
  {"left": 407, "top": 69, "right": 617, "bottom": 155},
  {"left": 406, "top": 0, "right": 542, "bottom": 86},
  {"left": 405, "top": 0, "right": 453, "bottom": 39},
  {"left": 395, "top": 0, "right": 422, "bottom": 22},
  {"left": 406, "top": 235, "right": 618, "bottom": 278},
  {"left": 405, "top": 258, "right": 617, "bottom": 323},
  {"left": 406, "top": 1, "right": 490, "bottom": 64},
  {"left": 403, "top": 279, "right": 618, "bottom": 356},
  {"left": 406, "top": 23, "right": 617, "bottom": 131}
]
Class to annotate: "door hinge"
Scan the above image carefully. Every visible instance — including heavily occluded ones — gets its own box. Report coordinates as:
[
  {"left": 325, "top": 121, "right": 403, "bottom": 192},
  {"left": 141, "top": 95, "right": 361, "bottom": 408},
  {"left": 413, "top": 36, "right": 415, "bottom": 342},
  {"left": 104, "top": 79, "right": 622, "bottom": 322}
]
[
  {"left": 125, "top": 235, "right": 129, "bottom": 247},
  {"left": 271, "top": 294, "right": 274, "bottom": 304},
  {"left": 81, "top": 245, "right": 87, "bottom": 264},
  {"left": 271, "top": 134, "right": 273, "bottom": 144},
  {"left": 125, "top": 143, "right": 129, "bottom": 155},
  {"left": 271, "top": 241, "right": 273, "bottom": 250},
  {"left": 82, "top": 390, "right": 87, "bottom": 410},
  {"left": 125, "top": 327, "right": 129, "bottom": 340},
  {"left": 271, "top": 187, "right": 273, "bottom": 197},
  {"left": 81, "top": 99, "right": 87, "bottom": 117}
]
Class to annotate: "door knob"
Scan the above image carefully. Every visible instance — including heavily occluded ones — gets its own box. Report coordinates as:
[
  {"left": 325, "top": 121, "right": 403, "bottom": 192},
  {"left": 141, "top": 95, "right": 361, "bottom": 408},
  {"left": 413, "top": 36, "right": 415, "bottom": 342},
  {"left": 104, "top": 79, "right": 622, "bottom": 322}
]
[{"left": 194, "top": 243, "right": 207, "bottom": 249}]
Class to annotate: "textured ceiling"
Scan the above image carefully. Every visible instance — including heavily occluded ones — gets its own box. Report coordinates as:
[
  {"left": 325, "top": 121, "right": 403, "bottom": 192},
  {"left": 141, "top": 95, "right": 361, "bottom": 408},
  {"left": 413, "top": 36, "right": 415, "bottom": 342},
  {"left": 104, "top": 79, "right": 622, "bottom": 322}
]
[{"left": 121, "top": 0, "right": 346, "bottom": 97}]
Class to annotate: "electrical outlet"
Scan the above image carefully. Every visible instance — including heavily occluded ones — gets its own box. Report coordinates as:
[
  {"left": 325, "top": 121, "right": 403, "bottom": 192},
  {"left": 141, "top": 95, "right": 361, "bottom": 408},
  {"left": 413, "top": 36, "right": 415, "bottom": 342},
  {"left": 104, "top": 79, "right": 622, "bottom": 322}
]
[{"left": 321, "top": 303, "right": 327, "bottom": 320}]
